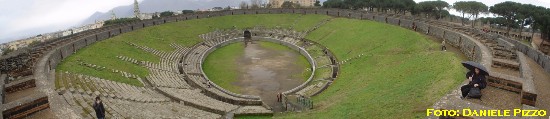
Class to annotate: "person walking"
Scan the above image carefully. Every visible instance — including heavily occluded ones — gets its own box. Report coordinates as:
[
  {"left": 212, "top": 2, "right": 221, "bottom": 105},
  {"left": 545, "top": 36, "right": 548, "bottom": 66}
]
[
  {"left": 441, "top": 39, "right": 447, "bottom": 51},
  {"left": 93, "top": 96, "right": 106, "bottom": 119}
]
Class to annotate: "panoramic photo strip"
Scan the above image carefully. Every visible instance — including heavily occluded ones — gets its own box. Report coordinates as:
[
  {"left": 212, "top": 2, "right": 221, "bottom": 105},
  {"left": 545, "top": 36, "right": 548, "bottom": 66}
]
[{"left": 1, "top": 0, "right": 550, "bottom": 118}]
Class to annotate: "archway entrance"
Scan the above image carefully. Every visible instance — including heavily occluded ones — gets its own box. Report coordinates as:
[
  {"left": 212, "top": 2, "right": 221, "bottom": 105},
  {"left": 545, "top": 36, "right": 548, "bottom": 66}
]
[{"left": 244, "top": 30, "right": 252, "bottom": 47}]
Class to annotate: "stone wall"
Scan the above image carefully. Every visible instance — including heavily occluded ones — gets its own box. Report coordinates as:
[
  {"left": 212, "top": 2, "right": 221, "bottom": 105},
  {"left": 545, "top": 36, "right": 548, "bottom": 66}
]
[
  {"left": 132, "top": 22, "right": 144, "bottom": 30},
  {"left": 120, "top": 25, "right": 132, "bottom": 34},
  {"left": 498, "top": 34, "right": 550, "bottom": 73},
  {"left": 143, "top": 20, "right": 154, "bottom": 27},
  {"left": 96, "top": 31, "right": 109, "bottom": 41},
  {"left": 109, "top": 28, "right": 121, "bottom": 37},
  {"left": 387, "top": 17, "right": 400, "bottom": 26},
  {"left": 31, "top": 8, "right": 494, "bottom": 85},
  {"left": 1, "top": 74, "right": 5, "bottom": 104},
  {"left": 375, "top": 15, "right": 386, "bottom": 23},
  {"left": 400, "top": 19, "right": 413, "bottom": 28},
  {"left": 73, "top": 39, "right": 86, "bottom": 53},
  {"left": 518, "top": 51, "right": 537, "bottom": 106},
  {"left": 31, "top": 8, "right": 491, "bottom": 99}
]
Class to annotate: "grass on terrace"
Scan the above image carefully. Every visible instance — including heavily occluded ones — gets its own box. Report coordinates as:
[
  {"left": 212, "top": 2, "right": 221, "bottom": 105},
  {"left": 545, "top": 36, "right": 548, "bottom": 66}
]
[
  {"left": 56, "top": 13, "right": 466, "bottom": 119},
  {"left": 56, "top": 14, "right": 330, "bottom": 87},
  {"left": 271, "top": 18, "right": 466, "bottom": 118},
  {"left": 202, "top": 42, "right": 244, "bottom": 93}
]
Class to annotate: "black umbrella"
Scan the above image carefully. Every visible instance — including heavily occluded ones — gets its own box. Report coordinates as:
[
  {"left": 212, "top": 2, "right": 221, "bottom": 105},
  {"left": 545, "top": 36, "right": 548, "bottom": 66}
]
[{"left": 461, "top": 61, "right": 489, "bottom": 76}]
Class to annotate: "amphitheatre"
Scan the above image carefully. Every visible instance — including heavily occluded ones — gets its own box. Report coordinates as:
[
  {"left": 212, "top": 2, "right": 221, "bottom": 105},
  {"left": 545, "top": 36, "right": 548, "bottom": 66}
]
[{"left": 1, "top": 8, "right": 550, "bottom": 119}]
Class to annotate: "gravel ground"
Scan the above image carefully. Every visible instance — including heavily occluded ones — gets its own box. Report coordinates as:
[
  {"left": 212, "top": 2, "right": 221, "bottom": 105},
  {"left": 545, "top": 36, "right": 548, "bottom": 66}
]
[
  {"left": 465, "top": 86, "right": 522, "bottom": 109},
  {"left": 526, "top": 55, "right": 550, "bottom": 111},
  {"left": 491, "top": 67, "right": 520, "bottom": 78}
]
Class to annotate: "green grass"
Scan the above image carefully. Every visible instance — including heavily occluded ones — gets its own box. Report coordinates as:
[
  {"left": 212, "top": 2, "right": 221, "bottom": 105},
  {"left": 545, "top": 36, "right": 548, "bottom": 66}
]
[
  {"left": 313, "top": 67, "right": 332, "bottom": 79},
  {"left": 57, "top": 14, "right": 326, "bottom": 87},
  {"left": 297, "top": 55, "right": 312, "bottom": 81},
  {"left": 202, "top": 43, "right": 245, "bottom": 93},
  {"left": 292, "top": 15, "right": 332, "bottom": 31},
  {"left": 56, "top": 14, "right": 467, "bottom": 118},
  {"left": 272, "top": 18, "right": 466, "bottom": 118}
]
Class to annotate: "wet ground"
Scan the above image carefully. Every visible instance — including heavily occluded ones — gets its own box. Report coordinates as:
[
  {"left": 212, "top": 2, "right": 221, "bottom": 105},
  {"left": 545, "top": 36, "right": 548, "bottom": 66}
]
[
  {"left": 233, "top": 42, "right": 307, "bottom": 111},
  {"left": 24, "top": 108, "right": 57, "bottom": 119},
  {"left": 491, "top": 67, "right": 521, "bottom": 77},
  {"left": 466, "top": 86, "right": 522, "bottom": 109},
  {"left": 427, "top": 35, "right": 524, "bottom": 109},
  {"left": 526, "top": 54, "right": 550, "bottom": 111},
  {"left": 4, "top": 87, "right": 38, "bottom": 103}
]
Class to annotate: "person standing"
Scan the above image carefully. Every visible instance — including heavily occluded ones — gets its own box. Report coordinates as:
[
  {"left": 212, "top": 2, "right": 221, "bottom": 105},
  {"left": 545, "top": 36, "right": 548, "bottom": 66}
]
[
  {"left": 93, "top": 96, "right": 106, "bottom": 119},
  {"left": 277, "top": 93, "right": 282, "bottom": 102},
  {"left": 441, "top": 39, "right": 447, "bottom": 51}
]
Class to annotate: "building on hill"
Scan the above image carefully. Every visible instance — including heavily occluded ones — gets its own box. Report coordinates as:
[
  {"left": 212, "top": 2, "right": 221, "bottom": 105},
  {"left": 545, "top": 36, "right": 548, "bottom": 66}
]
[
  {"left": 133, "top": 0, "right": 154, "bottom": 20},
  {"left": 0, "top": 20, "right": 104, "bottom": 51},
  {"left": 269, "top": 0, "right": 317, "bottom": 8}
]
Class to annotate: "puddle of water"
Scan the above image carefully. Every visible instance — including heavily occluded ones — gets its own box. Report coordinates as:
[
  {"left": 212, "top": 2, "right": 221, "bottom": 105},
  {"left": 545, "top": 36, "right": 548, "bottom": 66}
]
[
  {"left": 234, "top": 41, "right": 307, "bottom": 110},
  {"left": 248, "top": 66, "right": 276, "bottom": 81}
]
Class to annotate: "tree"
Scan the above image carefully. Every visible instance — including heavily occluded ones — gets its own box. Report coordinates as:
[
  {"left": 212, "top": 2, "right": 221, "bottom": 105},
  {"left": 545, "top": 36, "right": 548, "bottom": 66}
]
[
  {"left": 181, "top": 10, "right": 194, "bottom": 14},
  {"left": 401, "top": 0, "right": 417, "bottom": 14},
  {"left": 1, "top": 47, "right": 14, "bottom": 56},
  {"left": 240, "top": 1, "right": 248, "bottom": 9},
  {"left": 28, "top": 40, "right": 41, "bottom": 47},
  {"left": 104, "top": 18, "right": 140, "bottom": 26},
  {"left": 159, "top": 11, "right": 174, "bottom": 17},
  {"left": 314, "top": 0, "right": 321, "bottom": 7},
  {"left": 250, "top": 0, "right": 261, "bottom": 9},
  {"left": 437, "top": 10, "right": 450, "bottom": 19},
  {"left": 322, "top": 0, "right": 416, "bottom": 14},
  {"left": 534, "top": 8, "right": 550, "bottom": 42},
  {"left": 490, "top": 1, "right": 522, "bottom": 36},
  {"left": 322, "top": 0, "right": 343, "bottom": 8},
  {"left": 282, "top": 1, "right": 299, "bottom": 8},
  {"left": 343, "top": 0, "right": 367, "bottom": 10},
  {"left": 528, "top": 6, "right": 548, "bottom": 41},
  {"left": 467, "top": 1, "right": 488, "bottom": 28},
  {"left": 516, "top": 4, "right": 545, "bottom": 40},
  {"left": 479, "top": 17, "right": 507, "bottom": 27},
  {"left": 432, "top": 0, "right": 449, "bottom": 19},
  {"left": 416, "top": 1, "right": 437, "bottom": 19},
  {"left": 415, "top": 1, "right": 450, "bottom": 19},
  {"left": 453, "top": 1, "right": 469, "bottom": 26}
]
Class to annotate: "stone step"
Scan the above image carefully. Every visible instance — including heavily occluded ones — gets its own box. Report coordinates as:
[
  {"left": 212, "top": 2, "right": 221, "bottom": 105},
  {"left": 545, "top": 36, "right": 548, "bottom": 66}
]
[{"left": 492, "top": 58, "right": 520, "bottom": 70}]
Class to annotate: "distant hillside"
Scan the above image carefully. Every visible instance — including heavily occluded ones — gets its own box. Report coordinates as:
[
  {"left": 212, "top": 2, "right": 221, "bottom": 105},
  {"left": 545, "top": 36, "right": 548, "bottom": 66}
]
[
  {"left": 80, "top": 5, "right": 134, "bottom": 25},
  {"left": 80, "top": 0, "right": 247, "bottom": 25}
]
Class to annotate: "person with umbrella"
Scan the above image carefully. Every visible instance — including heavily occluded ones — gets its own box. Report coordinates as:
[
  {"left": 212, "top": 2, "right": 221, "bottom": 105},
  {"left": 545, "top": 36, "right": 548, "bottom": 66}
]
[{"left": 460, "top": 61, "right": 488, "bottom": 99}]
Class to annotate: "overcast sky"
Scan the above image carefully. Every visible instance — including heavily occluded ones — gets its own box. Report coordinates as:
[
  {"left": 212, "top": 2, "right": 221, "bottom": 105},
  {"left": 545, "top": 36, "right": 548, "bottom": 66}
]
[{"left": 1, "top": 0, "right": 549, "bottom": 44}]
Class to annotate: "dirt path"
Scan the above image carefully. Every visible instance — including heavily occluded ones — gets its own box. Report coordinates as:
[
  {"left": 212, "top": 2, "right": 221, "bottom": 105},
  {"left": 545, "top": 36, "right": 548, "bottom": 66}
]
[
  {"left": 4, "top": 87, "right": 38, "bottom": 103},
  {"left": 526, "top": 55, "right": 550, "bottom": 110},
  {"left": 467, "top": 86, "right": 522, "bottom": 109},
  {"left": 234, "top": 42, "right": 307, "bottom": 111}
]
